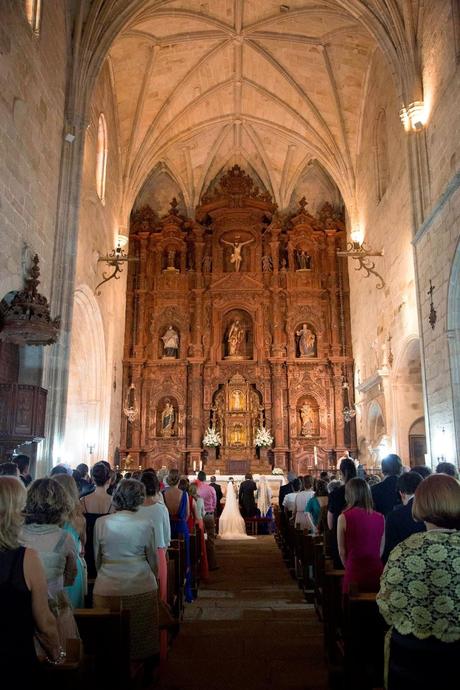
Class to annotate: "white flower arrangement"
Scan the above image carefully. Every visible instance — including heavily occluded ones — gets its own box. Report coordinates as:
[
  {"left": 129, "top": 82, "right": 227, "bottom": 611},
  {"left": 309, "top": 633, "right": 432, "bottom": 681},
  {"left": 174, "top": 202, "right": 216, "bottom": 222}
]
[
  {"left": 253, "top": 426, "right": 274, "bottom": 447},
  {"left": 272, "top": 467, "right": 284, "bottom": 475},
  {"left": 202, "top": 427, "right": 222, "bottom": 447}
]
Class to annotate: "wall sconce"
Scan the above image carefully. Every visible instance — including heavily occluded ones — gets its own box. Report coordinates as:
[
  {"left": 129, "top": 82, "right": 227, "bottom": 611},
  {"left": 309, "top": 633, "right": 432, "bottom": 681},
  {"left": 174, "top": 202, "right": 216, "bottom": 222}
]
[
  {"left": 123, "top": 383, "right": 139, "bottom": 423},
  {"left": 95, "top": 234, "right": 137, "bottom": 295},
  {"left": 399, "top": 101, "right": 427, "bottom": 132},
  {"left": 337, "top": 231, "right": 385, "bottom": 289}
]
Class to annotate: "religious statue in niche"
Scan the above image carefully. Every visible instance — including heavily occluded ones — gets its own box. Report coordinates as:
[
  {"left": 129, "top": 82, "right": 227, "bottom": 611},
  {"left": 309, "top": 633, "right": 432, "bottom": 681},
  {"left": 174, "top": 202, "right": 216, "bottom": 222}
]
[
  {"left": 226, "top": 318, "right": 245, "bottom": 358},
  {"left": 160, "top": 399, "right": 175, "bottom": 437},
  {"left": 202, "top": 254, "right": 212, "bottom": 272},
  {"left": 161, "top": 325, "right": 179, "bottom": 358},
  {"left": 296, "top": 323, "right": 316, "bottom": 357},
  {"left": 262, "top": 254, "right": 273, "bottom": 272},
  {"left": 231, "top": 389, "right": 244, "bottom": 411},
  {"left": 296, "top": 249, "right": 312, "bottom": 270},
  {"left": 165, "top": 248, "right": 178, "bottom": 272},
  {"left": 300, "top": 402, "right": 315, "bottom": 436},
  {"left": 221, "top": 234, "right": 254, "bottom": 272}
]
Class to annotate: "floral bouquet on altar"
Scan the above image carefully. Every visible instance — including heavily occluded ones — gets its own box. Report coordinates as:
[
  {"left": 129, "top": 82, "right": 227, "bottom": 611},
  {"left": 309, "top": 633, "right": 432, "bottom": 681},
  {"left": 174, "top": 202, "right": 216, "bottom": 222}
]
[
  {"left": 272, "top": 467, "right": 284, "bottom": 475},
  {"left": 202, "top": 427, "right": 222, "bottom": 447},
  {"left": 254, "top": 427, "right": 274, "bottom": 447}
]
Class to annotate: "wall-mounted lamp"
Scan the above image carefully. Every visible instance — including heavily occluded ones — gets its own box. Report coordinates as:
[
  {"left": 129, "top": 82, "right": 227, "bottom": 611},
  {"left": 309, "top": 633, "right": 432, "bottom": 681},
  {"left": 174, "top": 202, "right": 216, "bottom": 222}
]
[
  {"left": 95, "top": 234, "right": 137, "bottom": 295},
  {"left": 399, "top": 101, "right": 427, "bottom": 132},
  {"left": 337, "top": 230, "right": 385, "bottom": 289}
]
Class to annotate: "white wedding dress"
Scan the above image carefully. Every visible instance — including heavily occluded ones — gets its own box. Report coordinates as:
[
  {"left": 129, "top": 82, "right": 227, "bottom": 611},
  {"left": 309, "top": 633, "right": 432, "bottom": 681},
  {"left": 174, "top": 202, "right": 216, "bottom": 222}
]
[{"left": 218, "top": 481, "right": 254, "bottom": 540}]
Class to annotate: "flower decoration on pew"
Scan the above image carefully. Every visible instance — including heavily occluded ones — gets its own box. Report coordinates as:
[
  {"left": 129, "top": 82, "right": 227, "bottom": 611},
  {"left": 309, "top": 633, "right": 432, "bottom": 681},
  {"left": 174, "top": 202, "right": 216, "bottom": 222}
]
[
  {"left": 254, "top": 427, "right": 274, "bottom": 447},
  {"left": 202, "top": 427, "right": 222, "bottom": 447}
]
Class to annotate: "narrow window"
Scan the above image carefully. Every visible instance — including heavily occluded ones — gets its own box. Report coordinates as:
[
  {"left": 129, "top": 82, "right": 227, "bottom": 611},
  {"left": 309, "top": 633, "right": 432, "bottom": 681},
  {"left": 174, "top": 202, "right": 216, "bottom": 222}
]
[
  {"left": 25, "top": 0, "right": 42, "bottom": 35},
  {"left": 96, "top": 114, "right": 108, "bottom": 204},
  {"left": 375, "top": 109, "right": 389, "bottom": 202}
]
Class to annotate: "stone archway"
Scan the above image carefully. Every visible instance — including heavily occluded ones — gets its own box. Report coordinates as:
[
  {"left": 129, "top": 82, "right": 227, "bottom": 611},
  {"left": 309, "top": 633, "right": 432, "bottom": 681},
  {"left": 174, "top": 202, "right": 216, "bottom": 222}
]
[
  {"left": 63, "top": 285, "right": 108, "bottom": 466},
  {"left": 448, "top": 239, "right": 460, "bottom": 462},
  {"left": 393, "top": 338, "right": 425, "bottom": 465}
]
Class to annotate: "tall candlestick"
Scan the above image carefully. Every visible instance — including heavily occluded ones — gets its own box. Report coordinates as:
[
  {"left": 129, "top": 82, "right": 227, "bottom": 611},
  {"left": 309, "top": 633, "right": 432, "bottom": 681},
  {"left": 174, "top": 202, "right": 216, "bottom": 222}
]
[
  {"left": 314, "top": 446, "right": 318, "bottom": 466},
  {"left": 193, "top": 460, "right": 196, "bottom": 471}
]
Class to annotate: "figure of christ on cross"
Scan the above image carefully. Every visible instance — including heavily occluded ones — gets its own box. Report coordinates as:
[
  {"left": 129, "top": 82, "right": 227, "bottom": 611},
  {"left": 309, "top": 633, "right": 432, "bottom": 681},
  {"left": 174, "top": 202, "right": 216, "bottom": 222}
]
[{"left": 221, "top": 234, "right": 254, "bottom": 272}]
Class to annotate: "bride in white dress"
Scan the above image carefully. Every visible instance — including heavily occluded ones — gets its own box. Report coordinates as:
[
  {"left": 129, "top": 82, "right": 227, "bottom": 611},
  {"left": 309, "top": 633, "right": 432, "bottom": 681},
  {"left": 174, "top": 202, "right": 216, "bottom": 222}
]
[{"left": 218, "top": 480, "right": 254, "bottom": 540}]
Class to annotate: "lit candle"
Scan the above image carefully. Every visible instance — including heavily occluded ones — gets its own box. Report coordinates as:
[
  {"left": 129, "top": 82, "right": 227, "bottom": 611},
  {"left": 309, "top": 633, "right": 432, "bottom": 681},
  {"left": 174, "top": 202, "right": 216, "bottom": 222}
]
[
  {"left": 199, "top": 460, "right": 203, "bottom": 471},
  {"left": 314, "top": 446, "right": 318, "bottom": 466},
  {"left": 193, "top": 460, "right": 196, "bottom": 471}
]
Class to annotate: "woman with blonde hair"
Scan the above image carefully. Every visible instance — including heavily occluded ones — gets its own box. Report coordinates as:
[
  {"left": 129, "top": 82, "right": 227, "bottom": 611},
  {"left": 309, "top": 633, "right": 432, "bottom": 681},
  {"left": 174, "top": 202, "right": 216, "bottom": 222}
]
[
  {"left": 189, "top": 482, "right": 209, "bottom": 580},
  {"left": 20, "top": 478, "right": 79, "bottom": 646},
  {"left": 337, "top": 477, "right": 385, "bottom": 593},
  {"left": 377, "top": 474, "right": 460, "bottom": 689},
  {"left": 0, "top": 477, "right": 61, "bottom": 680},
  {"left": 52, "top": 473, "right": 87, "bottom": 608}
]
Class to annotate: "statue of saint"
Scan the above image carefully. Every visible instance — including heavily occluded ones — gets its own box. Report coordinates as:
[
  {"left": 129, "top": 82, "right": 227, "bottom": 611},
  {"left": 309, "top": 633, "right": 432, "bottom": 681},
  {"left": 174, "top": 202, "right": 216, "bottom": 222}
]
[
  {"left": 221, "top": 234, "right": 254, "bottom": 272},
  {"left": 161, "top": 325, "right": 179, "bottom": 358},
  {"left": 202, "top": 254, "right": 212, "bottom": 272},
  {"left": 300, "top": 403, "right": 314, "bottom": 436},
  {"left": 231, "top": 389, "right": 243, "bottom": 410},
  {"left": 161, "top": 399, "right": 175, "bottom": 437},
  {"left": 296, "top": 323, "right": 316, "bottom": 357},
  {"left": 296, "top": 249, "right": 312, "bottom": 270},
  {"left": 227, "top": 318, "right": 245, "bottom": 357},
  {"left": 262, "top": 254, "right": 273, "bottom": 272}
]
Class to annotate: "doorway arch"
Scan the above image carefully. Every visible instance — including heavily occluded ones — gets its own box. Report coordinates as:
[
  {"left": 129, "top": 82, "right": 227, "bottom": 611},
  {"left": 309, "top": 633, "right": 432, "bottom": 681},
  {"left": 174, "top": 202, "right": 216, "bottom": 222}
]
[{"left": 64, "top": 285, "right": 108, "bottom": 466}]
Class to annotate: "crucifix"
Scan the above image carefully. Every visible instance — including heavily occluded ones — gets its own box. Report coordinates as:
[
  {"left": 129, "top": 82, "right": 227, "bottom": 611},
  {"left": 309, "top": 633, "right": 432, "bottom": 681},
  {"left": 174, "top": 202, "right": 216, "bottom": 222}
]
[{"left": 427, "top": 280, "right": 437, "bottom": 329}]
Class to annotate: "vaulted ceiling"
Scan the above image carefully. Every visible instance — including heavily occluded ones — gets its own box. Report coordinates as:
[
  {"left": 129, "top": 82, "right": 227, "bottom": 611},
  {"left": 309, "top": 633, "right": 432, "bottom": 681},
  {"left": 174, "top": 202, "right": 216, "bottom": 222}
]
[{"left": 107, "top": 0, "right": 382, "bottom": 214}]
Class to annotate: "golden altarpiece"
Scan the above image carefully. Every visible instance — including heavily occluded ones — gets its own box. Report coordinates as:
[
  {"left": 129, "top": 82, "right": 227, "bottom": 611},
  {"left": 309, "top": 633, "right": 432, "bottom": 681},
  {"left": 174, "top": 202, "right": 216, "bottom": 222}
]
[{"left": 121, "top": 166, "right": 356, "bottom": 475}]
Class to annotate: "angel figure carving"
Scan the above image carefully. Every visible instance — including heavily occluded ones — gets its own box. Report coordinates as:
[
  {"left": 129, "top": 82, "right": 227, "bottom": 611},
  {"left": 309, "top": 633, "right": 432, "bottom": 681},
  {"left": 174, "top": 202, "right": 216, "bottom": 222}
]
[{"left": 221, "top": 234, "right": 254, "bottom": 272}]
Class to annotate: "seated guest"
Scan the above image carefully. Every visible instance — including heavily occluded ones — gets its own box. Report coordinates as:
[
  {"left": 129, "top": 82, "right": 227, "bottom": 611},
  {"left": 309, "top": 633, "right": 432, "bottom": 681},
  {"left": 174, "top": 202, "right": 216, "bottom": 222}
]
[
  {"left": 0, "top": 477, "right": 61, "bottom": 681},
  {"left": 327, "top": 456, "right": 356, "bottom": 567},
  {"left": 14, "top": 454, "right": 32, "bottom": 487},
  {"left": 93, "top": 479, "right": 159, "bottom": 677},
  {"left": 282, "top": 477, "right": 301, "bottom": 518},
  {"left": 411, "top": 464, "right": 432, "bottom": 478},
  {"left": 436, "top": 461, "right": 459, "bottom": 479},
  {"left": 52, "top": 473, "right": 87, "bottom": 608},
  {"left": 371, "top": 454, "right": 403, "bottom": 516},
  {"left": 293, "top": 475, "right": 315, "bottom": 529},
  {"left": 382, "top": 471, "right": 425, "bottom": 562},
  {"left": 337, "top": 477, "right": 385, "bottom": 593},
  {"left": 305, "top": 479, "right": 329, "bottom": 533},
  {"left": 0, "top": 461, "right": 20, "bottom": 477},
  {"left": 80, "top": 461, "right": 112, "bottom": 580},
  {"left": 20, "top": 478, "right": 79, "bottom": 647},
  {"left": 377, "top": 474, "right": 460, "bottom": 690}
]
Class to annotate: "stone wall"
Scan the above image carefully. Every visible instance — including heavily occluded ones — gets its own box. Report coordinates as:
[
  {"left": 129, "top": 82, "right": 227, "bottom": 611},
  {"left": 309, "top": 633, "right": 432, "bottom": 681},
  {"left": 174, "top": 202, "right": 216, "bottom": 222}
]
[
  {"left": 0, "top": 1, "right": 68, "bottom": 300},
  {"left": 64, "top": 61, "right": 126, "bottom": 468}
]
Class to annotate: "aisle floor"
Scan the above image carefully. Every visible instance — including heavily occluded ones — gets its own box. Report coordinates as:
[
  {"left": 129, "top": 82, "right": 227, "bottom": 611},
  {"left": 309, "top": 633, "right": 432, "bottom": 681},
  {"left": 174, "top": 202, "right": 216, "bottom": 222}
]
[{"left": 157, "top": 536, "right": 328, "bottom": 690}]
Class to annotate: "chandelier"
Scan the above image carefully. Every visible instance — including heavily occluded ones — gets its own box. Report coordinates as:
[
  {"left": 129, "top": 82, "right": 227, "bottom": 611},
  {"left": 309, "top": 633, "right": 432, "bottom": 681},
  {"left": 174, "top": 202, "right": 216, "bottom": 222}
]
[
  {"left": 123, "top": 383, "right": 139, "bottom": 423},
  {"left": 338, "top": 261, "right": 356, "bottom": 423}
]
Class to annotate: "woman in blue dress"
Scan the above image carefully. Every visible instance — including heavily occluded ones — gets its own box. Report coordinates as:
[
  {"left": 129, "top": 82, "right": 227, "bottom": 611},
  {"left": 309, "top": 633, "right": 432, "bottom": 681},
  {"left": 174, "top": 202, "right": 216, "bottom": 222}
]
[
  {"left": 163, "top": 470, "right": 194, "bottom": 603},
  {"left": 52, "top": 473, "right": 86, "bottom": 608}
]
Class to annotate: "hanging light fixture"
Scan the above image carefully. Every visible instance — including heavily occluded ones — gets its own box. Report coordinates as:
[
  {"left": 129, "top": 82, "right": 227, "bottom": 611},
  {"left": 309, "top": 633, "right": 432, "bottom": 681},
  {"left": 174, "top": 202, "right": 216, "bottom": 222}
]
[
  {"left": 123, "top": 382, "right": 139, "bottom": 423},
  {"left": 338, "top": 261, "right": 356, "bottom": 423}
]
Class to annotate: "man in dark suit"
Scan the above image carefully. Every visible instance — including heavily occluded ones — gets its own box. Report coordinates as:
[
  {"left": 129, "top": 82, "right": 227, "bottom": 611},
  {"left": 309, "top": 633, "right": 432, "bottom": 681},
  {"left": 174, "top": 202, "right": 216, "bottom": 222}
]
[
  {"left": 371, "top": 453, "right": 403, "bottom": 516},
  {"left": 210, "top": 475, "right": 223, "bottom": 516},
  {"left": 278, "top": 471, "right": 297, "bottom": 510},
  {"left": 239, "top": 473, "right": 258, "bottom": 517},
  {"left": 383, "top": 470, "right": 425, "bottom": 562}
]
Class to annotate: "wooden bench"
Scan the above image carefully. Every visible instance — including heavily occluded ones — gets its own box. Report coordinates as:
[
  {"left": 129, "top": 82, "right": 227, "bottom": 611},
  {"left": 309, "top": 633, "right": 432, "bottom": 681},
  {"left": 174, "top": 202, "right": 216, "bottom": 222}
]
[
  {"left": 73, "top": 607, "right": 135, "bottom": 686},
  {"left": 244, "top": 516, "right": 273, "bottom": 535}
]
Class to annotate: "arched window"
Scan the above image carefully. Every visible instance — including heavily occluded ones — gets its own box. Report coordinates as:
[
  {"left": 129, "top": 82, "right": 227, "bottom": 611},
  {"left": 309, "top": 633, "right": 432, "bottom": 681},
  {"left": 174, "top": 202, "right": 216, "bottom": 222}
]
[
  {"left": 25, "top": 0, "right": 42, "bottom": 35},
  {"left": 375, "top": 109, "right": 389, "bottom": 202},
  {"left": 96, "top": 113, "right": 108, "bottom": 204}
]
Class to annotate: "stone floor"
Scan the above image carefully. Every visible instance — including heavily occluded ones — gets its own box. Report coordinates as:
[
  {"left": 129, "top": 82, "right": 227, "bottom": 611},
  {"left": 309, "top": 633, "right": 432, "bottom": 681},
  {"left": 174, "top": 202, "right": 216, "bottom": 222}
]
[{"left": 157, "top": 536, "right": 328, "bottom": 690}]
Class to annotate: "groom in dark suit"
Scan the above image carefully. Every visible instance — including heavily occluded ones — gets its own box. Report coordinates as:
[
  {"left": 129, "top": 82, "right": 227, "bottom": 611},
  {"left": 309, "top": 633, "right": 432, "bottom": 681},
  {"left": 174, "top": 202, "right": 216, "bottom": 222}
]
[
  {"left": 210, "top": 475, "right": 223, "bottom": 516},
  {"left": 239, "top": 473, "right": 257, "bottom": 517}
]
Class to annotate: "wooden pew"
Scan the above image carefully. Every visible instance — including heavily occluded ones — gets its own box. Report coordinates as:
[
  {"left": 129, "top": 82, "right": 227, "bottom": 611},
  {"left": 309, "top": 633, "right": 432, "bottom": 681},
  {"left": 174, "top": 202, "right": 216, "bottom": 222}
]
[
  {"left": 39, "top": 638, "right": 82, "bottom": 689},
  {"left": 322, "top": 560, "right": 345, "bottom": 666},
  {"left": 73, "top": 607, "right": 135, "bottom": 686},
  {"left": 343, "top": 586, "right": 387, "bottom": 690}
]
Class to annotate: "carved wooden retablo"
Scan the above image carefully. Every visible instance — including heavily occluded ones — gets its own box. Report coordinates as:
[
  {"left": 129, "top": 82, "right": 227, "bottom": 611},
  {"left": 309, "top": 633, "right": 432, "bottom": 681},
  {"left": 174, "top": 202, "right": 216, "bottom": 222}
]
[{"left": 121, "top": 166, "right": 356, "bottom": 474}]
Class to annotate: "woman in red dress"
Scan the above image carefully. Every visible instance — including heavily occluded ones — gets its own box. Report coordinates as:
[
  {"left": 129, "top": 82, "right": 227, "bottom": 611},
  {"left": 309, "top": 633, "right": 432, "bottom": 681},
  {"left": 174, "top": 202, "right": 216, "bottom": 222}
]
[{"left": 337, "top": 478, "right": 385, "bottom": 593}]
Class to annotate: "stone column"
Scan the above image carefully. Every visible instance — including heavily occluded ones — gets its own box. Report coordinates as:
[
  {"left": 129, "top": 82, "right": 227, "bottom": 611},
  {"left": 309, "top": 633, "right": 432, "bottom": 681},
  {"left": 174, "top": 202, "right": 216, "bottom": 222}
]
[
  {"left": 332, "top": 363, "right": 345, "bottom": 453},
  {"left": 326, "top": 230, "right": 341, "bottom": 357},
  {"left": 133, "top": 231, "right": 150, "bottom": 359},
  {"left": 188, "top": 362, "right": 203, "bottom": 470}
]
